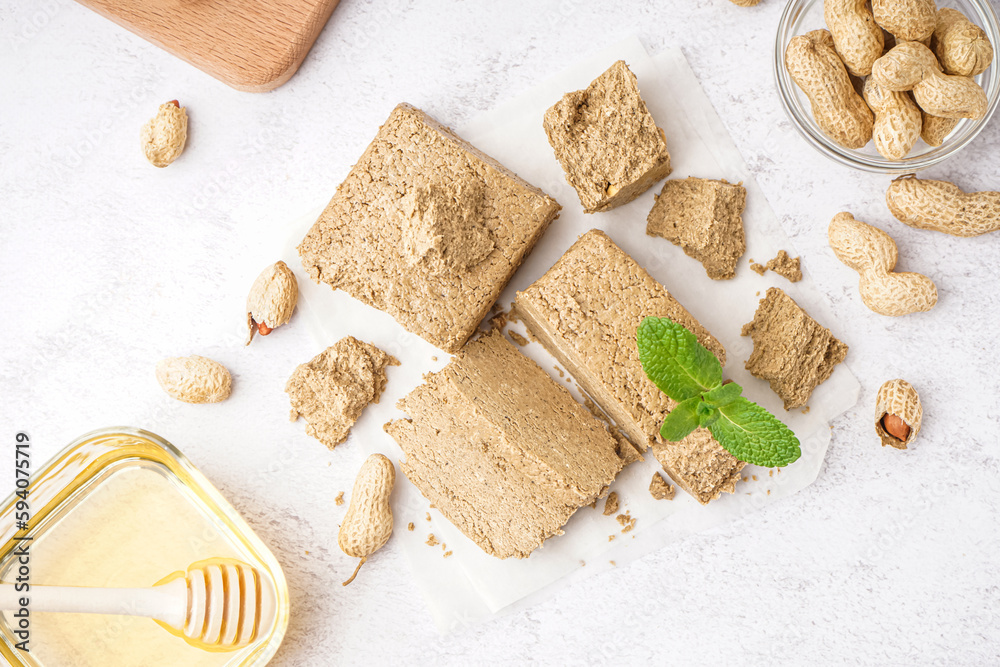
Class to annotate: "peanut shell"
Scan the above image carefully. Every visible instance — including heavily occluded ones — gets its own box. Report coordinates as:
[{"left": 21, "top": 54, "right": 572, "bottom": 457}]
[
  {"left": 875, "top": 378, "right": 922, "bottom": 449},
  {"left": 141, "top": 102, "right": 188, "bottom": 168},
  {"left": 931, "top": 8, "right": 994, "bottom": 77},
  {"left": 872, "top": 0, "right": 937, "bottom": 43},
  {"left": 872, "top": 42, "right": 987, "bottom": 120},
  {"left": 785, "top": 30, "right": 874, "bottom": 149},
  {"left": 246, "top": 260, "right": 298, "bottom": 345},
  {"left": 886, "top": 176, "right": 1000, "bottom": 237},
  {"left": 155, "top": 355, "right": 231, "bottom": 403},
  {"left": 339, "top": 453, "right": 395, "bottom": 585},
  {"left": 825, "top": 0, "right": 885, "bottom": 77},
  {"left": 828, "top": 212, "right": 937, "bottom": 317},
  {"left": 919, "top": 111, "right": 959, "bottom": 146},
  {"left": 863, "top": 77, "right": 922, "bottom": 160}
]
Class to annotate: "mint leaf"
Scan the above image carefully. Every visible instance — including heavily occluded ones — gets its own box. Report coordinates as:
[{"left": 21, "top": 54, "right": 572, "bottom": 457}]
[
  {"left": 707, "top": 397, "right": 801, "bottom": 467},
  {"left": 637, "top": 317, "right": 722, "bottom": 402},
  {"left": 702, "top": 382, "right": 742, "bottom": 409},
  {"left": 637, "top": 316, "right": 800, "bottom": 468},
  {"left": 696, "top": 401, "right": 720, "bottom": 428},
  {"left": 660, "top": 397, "right": 700, "bottom": 441}
]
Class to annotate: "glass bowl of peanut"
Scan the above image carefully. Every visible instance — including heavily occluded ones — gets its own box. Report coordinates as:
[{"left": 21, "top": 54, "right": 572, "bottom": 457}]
[{"left": 775, "top": 0, "right": 1000, "bottom": 173}]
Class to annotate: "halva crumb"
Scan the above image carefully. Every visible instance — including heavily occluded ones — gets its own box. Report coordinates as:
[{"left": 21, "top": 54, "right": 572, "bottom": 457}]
[
  {"left": 507, "top": 331, "right": 529, "bottom": 347},
  {"left": 426, "top": 534, "right": 439, "bottom": 547},
  {"left": 649, "top": 473, "right": 675, "bottom": 500},
  {"left": 407, "top": 522, "right": 415, "bottom": 532},
  {"left": 490, "top": 310, "right": 508, "bottom": 330},
  {"left": 766, "top": 250, "right": 802, "bottom": 282},
  {"left": 603, "top": 492, "right": 620, "bottom": 516},
  {"left": 616, "top": 511, "right": 637, "bottom": 533},
  {"left": 335, "top": 491, "right": 345, "bottom": 506}
]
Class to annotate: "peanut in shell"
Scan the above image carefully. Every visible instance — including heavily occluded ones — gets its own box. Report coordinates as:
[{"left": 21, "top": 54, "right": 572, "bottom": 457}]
[
  {"left": 156, "top": 355, "right": 232, "bottom": 403},
  {"left": 824, "top": 0, "right": 885, "bottom": 77},
  {"left": 142, "top": 101, "right": 188, "bottom": 168},
  {"left": 862, "top": 77, "right": 922, "bottom": 160},
  {"left": 872, "top": 42, "right": 988, "bottom": 120},
  {"left": 886, "top": 176, "right": 1000, "bottom": 237},
  {"left": 827, "top": 212, "right": 937, "bottom": 317},
  {"left": 875, "top": 378, "right": 922, "bottom": 449},
  {"left": 872, "top": 0, "right": 937, "bottom": 43},
  {"left": 339, "top": 453, "right": 395, "bottom": 585},
  {"left": 246, "top": 260, "right": 298, "bottom": 345},
  {"left": 919, "top": 112, "right": 959, "bottom": 146},
  {"left": 785, "top": 30, "right": 874, "bottom": 149},
  {"left": 931, "top": 8, "right": 994, "bottom": 77}
]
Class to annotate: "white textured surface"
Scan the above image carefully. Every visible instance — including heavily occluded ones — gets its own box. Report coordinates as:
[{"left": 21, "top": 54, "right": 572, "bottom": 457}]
[{"left": 2, "top": 0, "right": 999, "bottom": 665}]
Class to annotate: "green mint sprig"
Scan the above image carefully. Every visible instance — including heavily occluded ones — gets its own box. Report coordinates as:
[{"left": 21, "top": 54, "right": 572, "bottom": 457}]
[{"left": 636, "top": 316, "right": 801, "bottom": 468}]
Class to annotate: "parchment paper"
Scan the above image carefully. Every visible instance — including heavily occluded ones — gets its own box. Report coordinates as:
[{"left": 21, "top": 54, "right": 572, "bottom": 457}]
[{"left": 275, "top": 37, "right": 860, "bottom": 631}]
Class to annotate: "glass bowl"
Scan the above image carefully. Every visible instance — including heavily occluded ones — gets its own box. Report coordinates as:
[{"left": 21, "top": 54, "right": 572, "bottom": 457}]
[{"left": 775, "top": 0, "right": 1000, "bottom": 173}]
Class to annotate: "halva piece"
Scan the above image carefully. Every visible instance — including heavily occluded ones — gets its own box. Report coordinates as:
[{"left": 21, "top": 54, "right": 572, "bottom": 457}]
[
  {"left": 741, "top": 287, "right": 848, "bottom": 410},
  {"left": 299, "top": 104, "right": 560, "bottom": 353},
  {"left": 515, "top": 229, "right": 744, "bottom": 504},
  {"left": 286, "top": 336, "right": 399, "bottom": 449},
  {"left": 646, "top": 177, "right": 747, "bottom": 280},
  {"left": 543, "top": 60, "right": 672, "bottom": 213},
  {"left": 384, "top": 331, "right": 622, "bottom": 559}
]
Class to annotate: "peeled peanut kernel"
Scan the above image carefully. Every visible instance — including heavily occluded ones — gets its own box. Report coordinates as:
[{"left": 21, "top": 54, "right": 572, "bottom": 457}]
[{"left": 881, "top": 414, "right": 911, "bottom": 441}]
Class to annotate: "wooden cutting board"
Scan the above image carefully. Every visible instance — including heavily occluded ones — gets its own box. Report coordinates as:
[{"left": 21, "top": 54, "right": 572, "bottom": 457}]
[{"left": 76, "top": 0, "right": 341, "bottom": 92}]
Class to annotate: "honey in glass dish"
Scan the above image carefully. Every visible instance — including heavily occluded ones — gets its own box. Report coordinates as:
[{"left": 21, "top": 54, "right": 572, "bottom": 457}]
[{"left": 0, "top": 428, "right": 289, "bottom": 667}]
